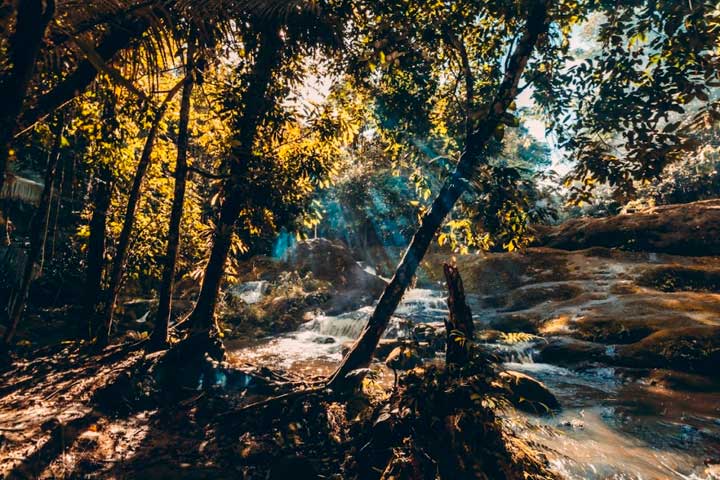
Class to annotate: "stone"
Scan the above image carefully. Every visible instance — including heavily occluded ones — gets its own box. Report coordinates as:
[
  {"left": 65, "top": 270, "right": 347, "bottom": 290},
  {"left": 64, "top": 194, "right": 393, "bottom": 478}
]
[
  {"left": 499, "top": 370, "right": 560, "bottom": 415},
  {"left": 385, "top": 345, "right": 422, "bottom": 371},
  {"left": 537, "top": 337, "right": 607, "bottom": 365}
]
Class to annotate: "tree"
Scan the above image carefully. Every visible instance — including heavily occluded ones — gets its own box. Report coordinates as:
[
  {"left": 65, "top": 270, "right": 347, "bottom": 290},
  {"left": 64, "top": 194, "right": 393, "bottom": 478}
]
[
  {"left": 185, "top": 24, "right": 284, "bottom": 338},
  {"left": 185, "top": 4, "right": 344, "bottom": 341},
  {"left": 98, "top": 76, "right": 187, "bottom": 345},
  {"left": 328, "top": 0, "right": 552, "bottom": 390},
  {"left": 151, "top": 35, "right": 197, "bottom": 350},
  {"left": 537, "top": 0, "right": 720, "bottom": 204}
]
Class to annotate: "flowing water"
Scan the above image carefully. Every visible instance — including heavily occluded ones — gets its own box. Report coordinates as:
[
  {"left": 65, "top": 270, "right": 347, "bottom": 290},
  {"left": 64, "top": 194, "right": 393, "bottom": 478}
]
[{"left": 229, "top": 284, "right": 720, "bottom": 479}]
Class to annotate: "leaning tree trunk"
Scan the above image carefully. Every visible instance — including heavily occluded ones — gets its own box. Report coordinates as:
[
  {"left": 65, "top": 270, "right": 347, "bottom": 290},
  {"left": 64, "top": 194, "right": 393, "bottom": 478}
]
[
  {"left": 98, "top": 78, "right": 187, "bottom": 346},
  {"left": 0, "top": 0, "right": 55, "bottom": 217},
  {"left": 327, "top": 0, "right": 550, "bottom": 390},
  {"left": 2, "top": 117, "right": 63, "bottom": 344},
  {"left": 186, "top": 27, "right": 282, "bottom": 336},
  {"left": 443, "top": 263, "right": 474, "bottom": 367},
  {"left": 151, "top": 38, "right": 197, "bottom": 350}
]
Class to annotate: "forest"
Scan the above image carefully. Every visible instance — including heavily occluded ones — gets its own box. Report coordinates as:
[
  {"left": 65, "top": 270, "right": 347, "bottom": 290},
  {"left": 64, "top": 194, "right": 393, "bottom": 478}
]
[{"left": 1, "top": 0, "right": 720, "bottom": 478}]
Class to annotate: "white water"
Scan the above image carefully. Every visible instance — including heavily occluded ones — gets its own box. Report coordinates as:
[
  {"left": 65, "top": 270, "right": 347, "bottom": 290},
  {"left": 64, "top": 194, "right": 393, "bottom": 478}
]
[
  {"left": 229, "top": 287, "right": 720, "bottom": 479},
  {"left": 227, "top": 280, "right": 270, "bottom": 305},
  {"left": 229, "top": 288, "right": 447, "bottom": 371}
]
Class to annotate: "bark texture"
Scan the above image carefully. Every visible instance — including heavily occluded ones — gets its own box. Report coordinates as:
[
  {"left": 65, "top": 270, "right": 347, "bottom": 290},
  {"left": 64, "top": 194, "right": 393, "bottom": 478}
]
[
  {"left": 99, "top": 78, "right": 186, "bottom": 345},
  {"left": 187, "top": 26, "right": 282, "bottom": 334},
  {"left": 151, "top": 37, "right": 197, "bottom": 350},
  {"left": 443, "top": 263, "right": 474, "bottom": 366},
  {"left": 83, "top": 165, "right": 113, "bottom": 338}
]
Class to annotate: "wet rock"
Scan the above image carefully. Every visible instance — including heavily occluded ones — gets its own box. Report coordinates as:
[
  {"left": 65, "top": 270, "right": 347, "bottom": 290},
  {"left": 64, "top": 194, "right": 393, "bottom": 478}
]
[
  {"left": 312, "top": 336, "right": 335, "bottom": 344},
  {"left": 287, "top": 239, "right": 387, "bottom": 294},
  {"left": 412, "top": 323, "right": 445, "bottom": 352},
  {"left": 385, "top": 345, "right": 422, "bottom": 371},
  {"left": 375, "top": 339, "right": 407, "bottom": 359},
  {"left": 421, "top": 248, "right": 572, "bottom": 296},
  {"left": 476, "top": 329, "right": 506, "bottom": 343},
  {"left": 503, "top": 283, "right": 583, "bottom": 312},
  {"left": 537, "top": 337, "right": 607, "bottom": 365},
  {"left": 637, "top": 265, "right": 720, "bottom": 293},
  {"left": 488, "top": 312, "right": 541, "bottom": 333},
  {"left": 499, "top": 370, "right": 560, "bottom": 415},
  {"left": 533, "top": 199, "right": 720, "bottom": 256},
  {"left": 615, "top": 326, "right": 720, "bottom": 377},
  {"left": 558, "top": 418, "right": 585, "bottom": 430},
  {"left": 647, "top": 369, "right": 720, "bottom": 392}
]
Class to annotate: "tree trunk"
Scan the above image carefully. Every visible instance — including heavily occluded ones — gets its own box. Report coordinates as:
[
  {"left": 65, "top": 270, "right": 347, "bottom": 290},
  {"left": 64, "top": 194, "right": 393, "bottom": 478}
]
[
  {"left": 151, "top": 38, "right": 197, "bottom": 351},
  {"left": 98, "top": 78, "right": 187, "bottom": 345},
  {"left": 49, "top": 154, "right": 66, "bottom": 262},
  {"left": 0, "top": 0, "right": 55, "bottom": 213},
  {"left": 327, "top": 0, "right": 550, "bottom": 390},
  {"left": 84, "top": 165, "right": 113, "bottom": 339},
  {"left": 186, "top": 26, "right": 282, "bottom": 335},
  {"left": 2, "top": 116, "right": 63, "bottom": 344},
  {"left": 443, "top": 263, "right": 474, "bottom": 366}
]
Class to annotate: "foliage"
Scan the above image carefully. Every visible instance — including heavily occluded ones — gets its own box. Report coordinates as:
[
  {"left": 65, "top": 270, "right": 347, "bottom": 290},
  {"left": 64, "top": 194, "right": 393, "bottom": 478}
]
[{"left": 537, "top": 0, "right": 720, "bottom": 204}]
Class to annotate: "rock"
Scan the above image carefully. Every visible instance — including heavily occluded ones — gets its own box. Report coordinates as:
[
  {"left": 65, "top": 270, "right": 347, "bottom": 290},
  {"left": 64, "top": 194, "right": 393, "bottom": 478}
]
[
  {"left": 421, "top": 248, "right": 573, "bottom": 296},
  {"left": 533, "top": 199, "right": 720, "bottom": 256},
  {"left": 375, "top": 339, "right": 407, "bottom": 359},
  {"left": 385, "top": 345, "right": 422, "bottom": 371},
  {"left": 475, "top": 329, "right": 506, "bottom": 343},
  {"left": 488, "top": 312, "right": 541, "bottom": 333},
  {"left": 615, "top": 326, "right": 720, "bottom": 377},
  {"left": 499, "top": 370, "right": 560, "bottom": 415},
  {"left": 558, "top": 419, "right": 585, "bottom": 430},
  {"left": 312, "top": 336, "right": 335, "bottom": 344},
  {"left": 77, "top": 430, "right": 101, "bottom": 449},
  {"left": 287, "top": 239, "right": 387, "bottom": 294},
  {"left": 647, "top": 369, "right": 720, "bottom": 392},
  {"left": 226, "top": 280, "right": 270, "bottom": 306},
  {"left": 413, "top": 323, "right": 445, "bottom": 352},
  {"left": 637, "top": 265, "right": 720, "bottom": 293},
  {"left": 537, "top": 337, "right": 607, "bottom": 365},
  {"left": 502, "top": 283, "right": 583, "bottom": 312}
]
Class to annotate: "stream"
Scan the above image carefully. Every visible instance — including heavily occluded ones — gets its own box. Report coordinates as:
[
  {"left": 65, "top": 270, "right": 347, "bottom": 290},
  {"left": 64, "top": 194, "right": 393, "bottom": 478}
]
[{"left": 229, "top": 285, "right": 720, "bottom": 479}]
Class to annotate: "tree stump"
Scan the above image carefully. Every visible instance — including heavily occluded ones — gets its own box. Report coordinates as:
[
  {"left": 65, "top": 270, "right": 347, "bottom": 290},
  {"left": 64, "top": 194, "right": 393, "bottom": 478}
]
[{"left": 443, "top": 263, "right": 474, "bottom": 366}]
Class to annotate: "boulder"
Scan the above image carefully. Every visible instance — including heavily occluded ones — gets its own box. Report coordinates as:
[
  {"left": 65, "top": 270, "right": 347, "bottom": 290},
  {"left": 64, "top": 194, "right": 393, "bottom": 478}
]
[
  {"left": 533, "top": 199, "right": 720, "bottom": 256},
  {"left": 502, "top": 283, "right": 583, "bottom": 312},
  {"left": 385, "top": 345, "right": 422, "bottom": 371},
  {"left": 647, "top": 369, "right": 720, "bottom": 392},
  {"left": 615, "top": 326, "right": 720, "bottom": 377},
  {"left": 499, "top": 370, "right": 560, "bottom": 415},
  {"left": 226, "top": 280, "right": 270, "bottom": 306},
  {"left": 287, "top": 239, "right": 386, "bottom": 294},
  {"left": 537, "top": 337, "right": 607, "bottom": 365}
]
